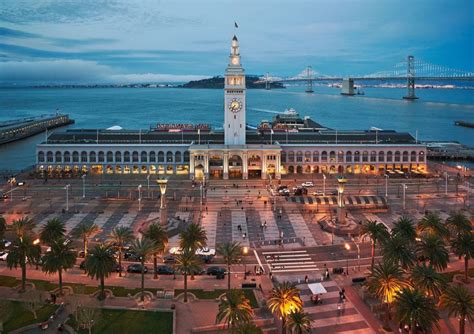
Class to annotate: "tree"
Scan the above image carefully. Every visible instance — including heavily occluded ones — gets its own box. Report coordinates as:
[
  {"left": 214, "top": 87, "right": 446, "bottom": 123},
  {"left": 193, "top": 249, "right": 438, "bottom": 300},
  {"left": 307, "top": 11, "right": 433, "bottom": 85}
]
[
  {"left": 12, "top": 217, "right": 35, "bottom": 238},
  {"left": 367, "top": 261, "right": 408, "bottom": 330},
  {"left": 179, "top": 222, "right": 207, "bottom": 252},
  {"left": 22, "top": 290, "right": 43, "bottom": 320},
  {"left": 394, "top": 288, "right": 440, "bottom": 334},
  {"left": 360, "top": 220, "right": 389, "bottom": 272},
  {"left": 77, "top": 306, "right": 100, "bottom": 334},
  {"left": 6, "top": 234, "right": 41, "bottom": 291},
  {"left": 39, "top": 218, "right": 65, "bottom": 245},
  {"left": 130, "top": 238, "right": 157, "bottom": 302},
  {"left": 143, "top": 224, "right": 168, "bottom": 279},
  {"left": 216, "top": 289, "right": 254, "bottom": 330},
  {"left": 267, "top": 282, "right": 303, "bottom": 334},
  {"left": 41, "top": 238, "right": 77, "bottom": 295},
  {"left": 410, "top": 263, "right": 447, "bottom": 298},
  {"left": 446, "top": 211, "right": 471, "bottom": 238},
  {"left": 108, "top": 226, "right": 134, "bottom": 277},
  {"left": 416, "top": 234, "right": 449, "bottom": 271},
  {"left": 285, "top": 310, "right": 312, "bottom": 334},
  {"left": 417, "top": 212, "right": 449, "bottom": 240},
  {"left": 218, "top": 241, "right": 242, "bottom": 291},
  {"left": 381, "top": 234, "right": 416, "bottom": 270},
  {"left": 439, "top": 284, "right": 474, "bottom": 334},
  {"left": 391, "top": 216, "right": 416, "bottom": 243},
  {"left": 451, "top": 232, "right": 474, "bottom": 282},
  {"left": 71, "top": 221, "right": 99, "bottom": 257},
  {"left": 84, "top": 245, "right": 116, "bottom": 300},
  {"left": 174, "top": 248, "right": 202, "bottom": 303},
  {"left": 0, "top": 216, "right": 6, "bottom": 242}
]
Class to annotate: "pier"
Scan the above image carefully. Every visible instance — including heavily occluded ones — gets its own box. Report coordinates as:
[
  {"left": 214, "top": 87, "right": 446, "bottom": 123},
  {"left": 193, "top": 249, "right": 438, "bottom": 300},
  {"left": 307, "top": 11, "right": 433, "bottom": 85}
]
[{"left": 0, "top": 114, "right": 74, "bottom": 145}]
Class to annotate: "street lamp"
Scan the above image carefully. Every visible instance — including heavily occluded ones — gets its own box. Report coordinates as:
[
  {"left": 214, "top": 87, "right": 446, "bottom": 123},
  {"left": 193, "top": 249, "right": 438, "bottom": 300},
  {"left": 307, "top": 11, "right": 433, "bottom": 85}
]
[
  {"left": 138, "top": 184, "right": 142, "bottom": 211},
  {"left": 336, "top": 176, "right": 347, "bottom": 224},
  {"left": 351, "top": 237, "right": 361, "bottom": 271},
  {"left": 7, "top": 177, "right": 16, "bottom": 203},
  {"left": 323, "top": 174, "right": 326, "bottom": 196},
  {"left": 156, "top": 178, "right": 168, "bottom": 226},
  {"left": 81, "top": 174, "right": 86, "bottom": 198},
  {"left": 402, "top": 183, "right": 408, "bottom": 210},
  {"left": 64, "top": 184, "right": 70, "bottom": 212},
  {"left": 384, "top": 174, "right": 389, "bottom": 198},
  {"left": 147, "top": 174, "right": 151, "bottom": 191},
  {"left": 344, "top": 243, "right": 351, "bottom": 275},
  {"left": 444, "top": 172, "right": 448, "bottom": 195}
]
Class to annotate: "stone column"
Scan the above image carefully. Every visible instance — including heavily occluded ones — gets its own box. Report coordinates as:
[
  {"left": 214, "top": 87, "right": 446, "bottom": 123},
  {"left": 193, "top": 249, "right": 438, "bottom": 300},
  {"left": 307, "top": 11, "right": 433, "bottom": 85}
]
[
  {"left": 204, "top": 153, "right": 209, "bottom": 178},
  {"left": 276, "top": 153, "right": 282, "bottom": 179},
  {"left": 261, "top": 153, "right": 267, "bottom": 180},
  {"left": 242, "top": 153, "right": 248, "bottom": 180},
  {"left": 189, "top": 153, "right": 195, "bottom": 179},
  {"left": 223, "top": 152, "right": 229, "bottom": 180}
]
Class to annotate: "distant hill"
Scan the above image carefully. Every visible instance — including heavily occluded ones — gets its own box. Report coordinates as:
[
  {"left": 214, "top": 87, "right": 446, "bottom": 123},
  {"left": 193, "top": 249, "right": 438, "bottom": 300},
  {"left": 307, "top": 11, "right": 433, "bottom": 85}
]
[{"left": 179, "top": 75, "right": 285, "bottom": 89}]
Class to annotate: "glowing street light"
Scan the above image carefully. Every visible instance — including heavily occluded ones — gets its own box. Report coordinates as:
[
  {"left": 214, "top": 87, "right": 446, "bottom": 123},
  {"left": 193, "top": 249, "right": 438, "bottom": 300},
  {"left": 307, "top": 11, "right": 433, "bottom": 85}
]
[
  {"left": 384, "top": 174, "right": 389, "bottom": 198},
  {"left": 81, "top": 174, "right": 86, "bottom": 198},
  {"left": 138, "top": 184, "right": 142, "bottom": 211},
  {"left": 344, "top": 243, "right": 351, "bottom": 275},
  {"left": 64, "top": 184, "right": 70, "bottom": 212}
]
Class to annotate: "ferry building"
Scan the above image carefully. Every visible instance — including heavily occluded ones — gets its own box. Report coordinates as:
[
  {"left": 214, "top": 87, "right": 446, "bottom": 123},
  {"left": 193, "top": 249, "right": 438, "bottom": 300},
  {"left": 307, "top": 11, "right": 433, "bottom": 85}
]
[{"left": 36, "top": 35, "right": 427, "bottom": 179}]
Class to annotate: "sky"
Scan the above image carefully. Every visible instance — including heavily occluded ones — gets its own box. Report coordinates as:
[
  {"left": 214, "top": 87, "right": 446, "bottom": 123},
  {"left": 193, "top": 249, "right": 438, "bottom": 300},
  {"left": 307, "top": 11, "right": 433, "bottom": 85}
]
[{"left": 0, "top": 0, "right": 473, "bottom": 85}]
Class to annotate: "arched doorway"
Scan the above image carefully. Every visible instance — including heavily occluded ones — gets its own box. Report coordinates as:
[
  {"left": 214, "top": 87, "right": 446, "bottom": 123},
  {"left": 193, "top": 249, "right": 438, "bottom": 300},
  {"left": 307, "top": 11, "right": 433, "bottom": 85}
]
[
  {"left": 229, "top": 155, "right": 243, "bottom": 179},
  {"left": 296, "top": 166, "right": 303, "bottom": 174},
  {"left": 194, "top": 164, "right": 204, "bottom": 180},
  {"left": 248, "top": 154, "right": 262, "bottom": 179},
  {"left": 209, "top": 154, "right": 223, "bottom": 179},
  {"left": 288, "top": 166, "right": 294, "bottom": 174},
  {"left": 267, "top": 164, "right": 276, "bottom": 177}
]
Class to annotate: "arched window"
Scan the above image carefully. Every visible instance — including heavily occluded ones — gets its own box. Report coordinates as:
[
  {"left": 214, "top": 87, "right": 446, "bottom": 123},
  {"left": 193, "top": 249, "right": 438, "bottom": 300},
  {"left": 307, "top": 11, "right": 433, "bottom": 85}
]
[
  {"left": 158, "top": 151, "right": 164, "bottom": 162},
  {"left": 184, "top": 151, "right": 190, "bottom": 162},
  {"left": 362, "top": 151, "right": 369, "bottom": 162},
  {"left": 72, "top": 151, "right": 79, "bottom": 163},
  {"left": 394, "top": 151, "right": 401, "bottom": 162},
  {"left": 402, "top": 151, "right": 409, "bottom": 162},
  {"left": 107, "top": 151, "right": 113, "bottom": 162},
  {"left": 141, "top": 151, "right": 148, "bottom": 163},
  {"left": 338, "top": 151, "right": 344, "bottom": 162},
  {"left": 418, "top": 151, "right": 425, "bottom": 162},
  {"left": 346, "top": 151, "right": 352, "bottom": 162},
  {"left": 296, "top": 151, "right": 303, "bottom": 162},
  {"left": 81, "top": 151, "right": 88, "bottom": 163},
  {"left": 64, "top": 151, "right": 70, "bottom": 162},
  {"left": 288, "top": 151, "right": 295, "bottom": 162},
  {"left": 166, "top": 151, "right": 173, "bottom": 162},
  {"left": 124, "top": 151, "right": 130, "bottom": 162},
  {"left": 370, "top": 151, "right": 377, "bottom": 162},
  {"left": 55, "top": 151, "right": 62, "bottom": 163},
  {"left": 115, "top": 151, "right": 122, "bottom": 162},
  {"left": 149, "top": 151, "right": 156, "bottom": 162},
  {"left": 47, "top": 151, "right": 53, "bottom": 163},
  {"left": 410, "top": 151, "right": 417, "bottom": 162},
  {"left": 132, "top": 151, "right": 139, "bottom": 163},
  {"left": 378, "top": 151, "right": 384, "bottom": 162},
  {"left": 98, "top": 151, "right": 105, "bottom": 162},
  {"left": 312, "top": 151, "right": 319, "bottom": 162},
  {"left": 304, "top": 151, "right": 311, "bottom": 162},
  {"left": 38, "top": 151, "right": 45, "bottom": 162},
  {"left": 321, "top": 151, "right": 328, "bottom": 162},
  {"left": 354, "top": 151, "right": 360, "bottom": 162},
  {"left": 329, "top": 151, "right": 336, "bottom": 162},
  {"left": 89, "top": 151, "right": 96, "bottom": 163},
  {"left": 387, "top": 151, "right": 393, "bottom": 162},
  {"left": 175, "top": 151, "right": 182, "bottom": 163}
]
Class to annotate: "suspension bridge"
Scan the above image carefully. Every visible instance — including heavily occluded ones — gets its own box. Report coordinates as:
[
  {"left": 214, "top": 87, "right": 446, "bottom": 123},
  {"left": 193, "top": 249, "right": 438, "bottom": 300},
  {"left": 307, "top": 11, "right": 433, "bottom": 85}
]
[{"left": 258, "top": 56, "right": 474, "bottom": 99}]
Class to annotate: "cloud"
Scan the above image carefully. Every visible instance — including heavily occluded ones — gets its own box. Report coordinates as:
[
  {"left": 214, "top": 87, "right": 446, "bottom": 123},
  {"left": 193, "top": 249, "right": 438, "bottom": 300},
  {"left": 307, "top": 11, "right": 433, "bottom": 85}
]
[{"left": 0, "top": 59, "right": 208, "bottom": 84}]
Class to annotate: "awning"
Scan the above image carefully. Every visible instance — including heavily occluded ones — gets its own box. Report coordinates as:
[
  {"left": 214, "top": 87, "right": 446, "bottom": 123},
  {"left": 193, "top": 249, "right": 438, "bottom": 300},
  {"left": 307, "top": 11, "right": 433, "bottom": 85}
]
[{"left": 308, "top": 283, "right": 327, "bottom": 295}]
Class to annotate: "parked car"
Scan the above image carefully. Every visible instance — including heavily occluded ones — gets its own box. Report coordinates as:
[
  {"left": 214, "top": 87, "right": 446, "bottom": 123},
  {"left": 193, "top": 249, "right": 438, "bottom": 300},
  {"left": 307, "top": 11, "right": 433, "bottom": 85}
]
[
  {"left": 163, "top": 254, "right": 176, "bottom": 264},
  {"left": 206, "top": 266, "right": 226, "bottom": 276},
  {"left": 156, "top": 265, "right": 175, "bottom": 275},
  {"left": 312, "top": 191, "right": 324, "bottom": 196},
  {"left": 201, "top": 255, "right": 214, "bottom": 264},
  {"left": 127, "top": 264, "right": 148, "bottom": 273},
  {"left": 302, "top": 181, "right": 314, "bottom": 187},
  {"left": 113, "top": 263, "right": 124, "bottom": 273},
  {"left": 0, "top": 251, "right": 8, "bottom": 261},
  {"left": 1, "top": 239, "right": 11, "bottom": 249},
  {"left": 331, "top": 190, "right": 338, "bottom": 196},
  {"left": 124, "top": 251, "right": 141, "bottom": 261}
]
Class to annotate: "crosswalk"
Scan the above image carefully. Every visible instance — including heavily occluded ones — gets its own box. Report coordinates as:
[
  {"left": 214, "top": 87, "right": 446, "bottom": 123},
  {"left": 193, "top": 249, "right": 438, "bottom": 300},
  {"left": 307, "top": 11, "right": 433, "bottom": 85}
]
[
  {"left": 297, "top": 280, "right": 374, "bottom": 333},
  {"left": 262, "top": 250, "right": 318, "bottom": 274}
]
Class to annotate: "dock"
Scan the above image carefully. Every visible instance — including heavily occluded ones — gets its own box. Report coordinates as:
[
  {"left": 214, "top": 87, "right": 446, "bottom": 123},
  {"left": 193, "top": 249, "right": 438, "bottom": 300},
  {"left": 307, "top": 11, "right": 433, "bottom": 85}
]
[{"left": 0, "top": 114, "right": 74, "bottom": 145}]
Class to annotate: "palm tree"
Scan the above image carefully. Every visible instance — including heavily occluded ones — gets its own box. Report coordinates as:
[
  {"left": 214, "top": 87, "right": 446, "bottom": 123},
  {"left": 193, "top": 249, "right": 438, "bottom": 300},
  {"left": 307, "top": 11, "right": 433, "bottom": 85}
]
[
  {"left": 143, "top": 224, "right": 168, "bottom": 279},
  {"left": 71, "top": 221, "right": 99, "bottom": 257},
  {"left": 381, "top": 234, "right": 416, "bottom": 270},
  {"left": 6, "top": 234, "right": 41, "bottom": 291},
  {"left": 218, "top": 241, "right": 242, "bottom": 290},
  {"left": 392, "top": 216, "right": 416, "bottom": 243},
  {"left": 285, "top": 310, "right": 312, "bottom": 334},
  {"left": 417, "top": 212, "right": 449, "bottom": 239},
  {"left": 108, "top": 226, "right": 134, "bottom": 277},
  {"left": 394, "top": 288, "right": 440, "bottom": 334},
  {"left": 130, "top": 238, "right": 157, "bottom": 302},
  {"left": 446, "top": 211, "right": 472, "bottom": 238},
  {"left": 12, "top": 217, "right": 35, "bottom": 238},
  {"left": 439, "top": 284, "right": 474, "bottom": 334},
  {"left": 84, "top": 244, "right": 116, "bottom": 300},
  {"left": 416, "top": 234, "right": 449, "bottom": 271},
  {"left": 0, "top": 216, "right": 6, "bottom": 242},
  {"left": 179, "top": 222, "right": 207, "bottom": 251},
  {"left": 41, "top": 238, "right": 77, "bottom": 295},
  {"left": 216, "top": 289, "right": 254, "bottom": 330},
  {"left": 40, "top": 218, "right": 66, "bottom": 245},
  {"left": 451, "top": 232, "right": 474, "bottom": 282},
  {"left": 410, "top": 263, "right": 447, "bottom": 298},
  {"left": 233, "top": 322, "right": 262, "bottom": 334},
  {"left": 360, "top": 220, "right": 389, "bottom": 272},
  {"left": 367, "top": 260, "right": 408, "bottom": 330},
  {"left": 174, "top": 248, "right": 202, "bottom": 303},
  {"left": 267, "top": 282, "right": 303, "bottom": 334}
]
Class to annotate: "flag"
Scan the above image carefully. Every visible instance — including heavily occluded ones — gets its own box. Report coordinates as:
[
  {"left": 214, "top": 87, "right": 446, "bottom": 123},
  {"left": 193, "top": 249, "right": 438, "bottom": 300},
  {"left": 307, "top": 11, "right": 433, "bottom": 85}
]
[{"left": 234, "top": 22, "right": 238, "bottom": 28}]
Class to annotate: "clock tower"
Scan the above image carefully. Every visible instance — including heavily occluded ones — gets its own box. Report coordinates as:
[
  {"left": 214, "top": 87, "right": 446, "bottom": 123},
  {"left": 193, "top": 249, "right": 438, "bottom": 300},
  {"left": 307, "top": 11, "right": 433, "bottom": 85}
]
[{"left": 224, "top": 35, "right": 246, "bottom": 145}]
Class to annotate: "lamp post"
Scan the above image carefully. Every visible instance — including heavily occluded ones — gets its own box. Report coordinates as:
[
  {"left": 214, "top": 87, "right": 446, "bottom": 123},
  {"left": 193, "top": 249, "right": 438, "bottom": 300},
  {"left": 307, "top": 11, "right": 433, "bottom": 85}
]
[
  {"left": 7, "top": 177, "right": 16, "bottom": 203},
  {"left": 81, "top": 174, "right": 86, "bottom": 198},
  {"left": 351, "top": 237, "right": 361, "bottom": 271},
  {"left": 138, "top": 184, "right": 142, "bottom": 211},
  {"left": 323, "top": 174, "right": 326, "bottom": 196},
  {"left": 444, "top": 172, "right": 448, "bottom": 195},
  {"left": 344, "top": 243, "right": 351, "bottom": 275},
  {"left": 147, "top": 174, "right": 151, "bottom": 191},
  {"left": 402, "top": 183, "right": 407, "bottom": 210},
  {"left": 336, "top": 176, "right": 347, "bottom": 224},
  {"left": 156, "top": 178, "right": 168, "bottom": 226},
  {"left": 242, "top": 246, "right": 249, "bottom": 279},
  {"left": 64, "top": 184, "right": 70, "bottom": 212},
  {"left": 384, "top": 174, "right": 389, "bottom": 198},
  {"left": 465, "top": 181, "right": 470, "bottom": 207}
]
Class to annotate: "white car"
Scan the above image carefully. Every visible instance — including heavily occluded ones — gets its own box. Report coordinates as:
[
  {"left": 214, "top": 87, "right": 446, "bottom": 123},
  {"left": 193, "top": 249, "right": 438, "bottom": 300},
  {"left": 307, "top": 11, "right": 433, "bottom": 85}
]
[
  {"left": 1, "top": 239, "right": 11, "bottom": 248},
  {"left": 169, "top": 247, "right": 216, "bottom": 257},
  {"left": 302, "top": 181, "right": 314, "bottom": 187},
  {"left": 0, "top": 251, "right": 8, "bottom": 261},
  {"left": 312, "top": 191, "right": 324, "bottom": 196}
]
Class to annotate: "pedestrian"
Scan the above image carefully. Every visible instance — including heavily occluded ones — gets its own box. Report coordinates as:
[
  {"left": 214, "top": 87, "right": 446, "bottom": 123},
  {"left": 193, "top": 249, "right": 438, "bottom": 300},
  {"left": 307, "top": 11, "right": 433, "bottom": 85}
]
[
  {"left": 305, "top": 275, "right": 309, "bottom": 283},
  {"left": 242, "top": 232, "right": 246, "bottom": 239}
]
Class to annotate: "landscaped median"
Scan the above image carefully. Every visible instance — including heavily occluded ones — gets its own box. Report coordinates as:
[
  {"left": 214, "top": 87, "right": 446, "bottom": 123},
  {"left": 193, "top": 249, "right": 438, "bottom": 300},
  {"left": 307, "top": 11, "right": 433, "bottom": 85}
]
[
  {"left": 0, "top": 300, "right": 59, "bottom": 333},
  {"left": 174, "top": 288, "right": 259, "bottom": 308}
]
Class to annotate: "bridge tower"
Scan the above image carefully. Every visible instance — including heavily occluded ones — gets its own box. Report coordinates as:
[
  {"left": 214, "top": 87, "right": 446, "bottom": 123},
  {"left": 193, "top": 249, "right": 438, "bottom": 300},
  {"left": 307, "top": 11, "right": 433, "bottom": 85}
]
[
  {"left": 305, "top": 66, "right": 314, "bottom": 93},
  {"left": 265, "top": 72, "right": 271, "bottom": 90},
  {"left": 403, "top": 55, "right": 418, "bottom": 100}
]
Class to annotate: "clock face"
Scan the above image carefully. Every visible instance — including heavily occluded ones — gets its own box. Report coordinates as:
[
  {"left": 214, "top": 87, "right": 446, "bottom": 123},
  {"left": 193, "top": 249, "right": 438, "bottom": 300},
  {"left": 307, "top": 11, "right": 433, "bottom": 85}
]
[{"left": 228, "top": 98, "right": 242, "bottom": 113}]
